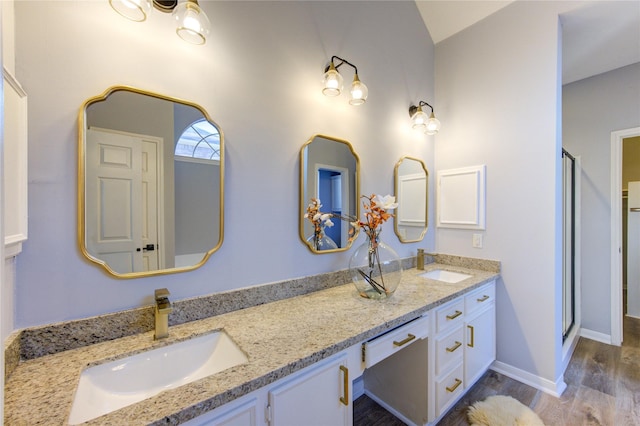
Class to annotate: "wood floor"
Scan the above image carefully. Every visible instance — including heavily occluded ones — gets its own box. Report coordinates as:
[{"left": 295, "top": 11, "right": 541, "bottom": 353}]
[{"left": 353, "top": 315, "right": 640, "bottom": 426}]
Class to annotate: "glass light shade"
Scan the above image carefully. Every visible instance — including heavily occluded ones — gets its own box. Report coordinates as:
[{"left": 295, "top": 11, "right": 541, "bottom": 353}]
[
  {"left": 173, "top": 0, "right": 211, "bottom": 45},
  {"left": 322, "top": 65, "right": 343, "bottom": 96},
  {"left": 426, "top": 112, "right": 441, "bottom": 135},
  {"left": 410, "top": 107, "right": 428, "bottom": 131},
  {"left": 109, "top": 0, "right": 152, "bottom": 22},
  {"left": 349, "top": 75, "right": 368, "bottom": 106}
]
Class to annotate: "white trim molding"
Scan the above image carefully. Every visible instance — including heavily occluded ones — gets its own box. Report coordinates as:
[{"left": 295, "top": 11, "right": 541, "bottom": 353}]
[
  {"left": 3, "top": 67, "right": 28, "bottom": 258},
  {"left": 491, "top": 361, "right": 567, "bottom": 397},
  {"left": 579, "top": 327, "right": 612, "bottom": 345},
  {"left": 436, "top": 165, "right": 486, "bottom": 230}
]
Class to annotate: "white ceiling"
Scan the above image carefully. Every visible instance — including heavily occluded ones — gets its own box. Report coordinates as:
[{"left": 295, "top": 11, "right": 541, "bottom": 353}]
[
  {"left": 416, "top": 1, "right": 515, "bottom": 44},
  {"left": 415, "top": 0, "right": 640, "bottom": 85}
]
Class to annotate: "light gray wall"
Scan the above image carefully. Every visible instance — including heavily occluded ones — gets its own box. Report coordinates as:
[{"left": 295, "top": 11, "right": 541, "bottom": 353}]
[
  {"left": 434, "top": 1, "right": 580, "bottom": 391},
  {"left": 174, "top": 161, "right": 219, "bottom": 255},
  {"left": 563, "top": 62, "right": 640, "bottom": 335},
  {"left": 13, "top": 1, "right": 435, "bottom": 327}
]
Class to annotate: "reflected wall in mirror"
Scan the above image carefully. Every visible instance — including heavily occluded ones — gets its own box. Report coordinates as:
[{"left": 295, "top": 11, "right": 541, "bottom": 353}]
[
  {"left": 394, "top": 156, "right": 428, "bottom": 243},
  {"left": 79, "top": 86, "right": 224, "bottom": 278},
  {"left": 300, "top": 134, "right": 360, "bottom": 253}
]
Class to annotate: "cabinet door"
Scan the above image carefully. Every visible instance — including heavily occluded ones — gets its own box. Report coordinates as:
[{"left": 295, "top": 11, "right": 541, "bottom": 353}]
[
  {"left": 464, "top": 304, "right": 495, "bottom": 386},
  {"left": 268, "top": 354, "right": 350, "bottom": 426},
  {"left": 182, "top": 396, "right": 262, "bottom": 426}
]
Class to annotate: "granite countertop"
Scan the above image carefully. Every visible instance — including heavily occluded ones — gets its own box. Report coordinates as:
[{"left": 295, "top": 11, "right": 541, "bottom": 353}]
[{"left": 4, "top": 263, "right": 499, "bottom": 425}]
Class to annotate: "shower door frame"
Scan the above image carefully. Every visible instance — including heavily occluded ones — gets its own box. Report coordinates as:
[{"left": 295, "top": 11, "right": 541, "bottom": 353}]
[{"left": 562, "top": 148, "right": 577, "bottom": 342}]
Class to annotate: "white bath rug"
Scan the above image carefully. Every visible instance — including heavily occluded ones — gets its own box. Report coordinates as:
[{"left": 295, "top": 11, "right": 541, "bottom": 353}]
[{"left": 467, "top": 395, "right": 545, "bottom": 426}]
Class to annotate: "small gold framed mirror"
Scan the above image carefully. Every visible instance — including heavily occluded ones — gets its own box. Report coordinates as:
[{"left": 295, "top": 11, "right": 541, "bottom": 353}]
[
  {"left": 394, "top": 156, "right": 428, "bottom": 243},
  {"left": 299, "top": 134, "right": 360, "bottom": 253},
  {"left": 78, "top": 86, "right": 224, "bottom": 278}
]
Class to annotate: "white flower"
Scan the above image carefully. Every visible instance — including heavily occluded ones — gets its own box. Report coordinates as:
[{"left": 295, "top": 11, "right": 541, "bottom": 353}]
[
  {"left": 324, "top": 218, "right": 334, "bottom": 228},
  {"left": 320, "top": 213, "right": 332, "bottom": 222},
  {"left": 373, "top": 194, "right": 399, "bottom": 210},
  {"left": 313, "top": 213, "right": 322, "bottom": 221}
]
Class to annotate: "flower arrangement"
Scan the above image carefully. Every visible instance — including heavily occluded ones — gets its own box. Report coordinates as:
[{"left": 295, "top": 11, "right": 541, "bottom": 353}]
[
  {"left": 303, "top": 194, "right": 401, "bottom": 297},
  {"left": 349, "top": 194, "right": 399, "bottom": 243},
  {"left": 348, "top": 194, "right": 401, "bottom": 298},
  {"left": 303, "top": 198, "right": 335, "bottom": 249}
]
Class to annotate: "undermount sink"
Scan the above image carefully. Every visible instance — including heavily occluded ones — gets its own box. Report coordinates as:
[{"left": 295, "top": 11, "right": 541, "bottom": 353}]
[
  {"left": 68, "top": 331, "right": 248, "bottom": 425},
  {"left": 420, "top": 269, "right": 472, "bottom": 283}
]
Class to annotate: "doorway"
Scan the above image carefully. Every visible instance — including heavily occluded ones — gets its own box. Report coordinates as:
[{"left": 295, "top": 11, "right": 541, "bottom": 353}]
[
  {"left": 611, "top": 127, "right": 640, "bottom": 345},
  {"left": 85, "top": 128, "right": 164, "bottom": 274},
  {"left": 314, "top": 163, "right": 350, "bottom": 248}
]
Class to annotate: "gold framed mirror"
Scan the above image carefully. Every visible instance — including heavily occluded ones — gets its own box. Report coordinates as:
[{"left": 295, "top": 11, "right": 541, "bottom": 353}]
[
  {"left": 394, "top": 156, "right": 428, "bottom": 243},
  {"left": 78, "top": 86, "right": 224, "bottom": 278},
  {"left": 299, "top": 134, "right": 360, "bottom": 253}
]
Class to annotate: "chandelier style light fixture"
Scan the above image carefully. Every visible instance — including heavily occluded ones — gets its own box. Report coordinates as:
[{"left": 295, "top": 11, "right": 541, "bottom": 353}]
[
  {"left": 109, "top": 0, "right": 211, "bottom": 45},
  {"left": 322, "top": 56, "right": 368, "bottom": 106},
  {"left": 409, "top": 101, "right": 441, "bottom": 135}
]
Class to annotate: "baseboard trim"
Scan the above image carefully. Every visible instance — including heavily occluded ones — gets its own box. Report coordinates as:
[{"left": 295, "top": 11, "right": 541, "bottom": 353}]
[
  {"left": 579, "top": 327, "right": 612, "bottom": 345},
  {"left": 561, "top": 328, "right": 580, "bottom": 374},
  {"left": 490, "top": 361, "right": 567, "bottom": 397}
]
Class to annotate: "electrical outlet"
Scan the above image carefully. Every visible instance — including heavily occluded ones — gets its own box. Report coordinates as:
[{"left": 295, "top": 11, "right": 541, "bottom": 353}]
[{"left": 472, "top": 233, "right": 483, "bottom": 248}]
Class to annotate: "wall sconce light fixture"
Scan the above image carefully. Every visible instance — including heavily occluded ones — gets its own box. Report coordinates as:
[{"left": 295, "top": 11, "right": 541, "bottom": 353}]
[
  {"left": 322, "top": 56, "right": 368, "bottom": 106},
  {"left": 409, "top": 101, "right": 441, "bottom": 135},
  {"left": 109, "top": 0, "right": 211, "bottom": 45}
]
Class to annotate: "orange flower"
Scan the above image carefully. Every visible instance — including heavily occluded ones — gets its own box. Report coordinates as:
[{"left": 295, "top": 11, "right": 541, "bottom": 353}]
[{"left": 349, "top": 194, "right": 398, "bottom": 243}]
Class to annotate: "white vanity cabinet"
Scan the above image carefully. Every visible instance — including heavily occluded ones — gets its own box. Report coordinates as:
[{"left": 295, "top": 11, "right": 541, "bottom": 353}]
[
  {"left": 432, "top": 280, "right": 496, "bottom": 423},
  {"left": 184, "top": 348, "right": 355, "bottom": 426},
  {"left": 182, "top": 282, "right": 496, "bottom": 426},
  {"left": 361, "top": 316, "right": 430, "bottom": 425},
  {"left": 267, "top": 352, "right": 351, "bottom": 426},
  {"left": 431, "top": 298, "right": 466, "bottom": 419},
  {"left": 464, "top": 283, "right": 496, "bottom": 387},
  {"left": 183, "top": 394, "right": 261, "bottom": 426}
]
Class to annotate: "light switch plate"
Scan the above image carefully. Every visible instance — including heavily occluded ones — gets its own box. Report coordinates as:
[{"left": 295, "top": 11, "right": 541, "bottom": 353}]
[{"left": 472, "top": 233, "right": 483, "bottom": 248}]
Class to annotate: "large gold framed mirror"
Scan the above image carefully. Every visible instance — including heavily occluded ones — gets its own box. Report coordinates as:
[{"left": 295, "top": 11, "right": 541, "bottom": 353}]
[
  {"left": 78, "top": 86, "right": 224, "bottom": 278},
  {"left": 394, "top": 156, "right": 428, "bottom": 243},
  {"left": 299, "top": 134, "right": 360, "bottom": 253}
]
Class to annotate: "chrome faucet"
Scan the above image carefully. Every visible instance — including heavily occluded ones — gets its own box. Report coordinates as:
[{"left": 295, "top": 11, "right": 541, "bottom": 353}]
[{"left": 154, "top": 288, "right": 172, "bottom": 340}]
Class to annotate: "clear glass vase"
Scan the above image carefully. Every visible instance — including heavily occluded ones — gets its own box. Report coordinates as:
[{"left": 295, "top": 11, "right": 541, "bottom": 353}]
[
  {"left": 307, "top": 232, "right": 338, "bottom": 251},
  {"left": 348, "top": 231, "right": 402, "bottom": 299}
]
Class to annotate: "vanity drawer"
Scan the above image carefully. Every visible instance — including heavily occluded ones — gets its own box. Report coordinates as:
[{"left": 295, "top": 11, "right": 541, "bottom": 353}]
[
  {"left": 435, "top": 326, "right": 464, "bottom": 376},
  {"left": 435, "top": 299, "right": 465, "bottom": 334},
  {"left": 363, "top": 315, "right": 429, "bottom": 368},
  {"left": 465, "top": 282, "right": 495, "bottom": 315},
  {"left": 435, "top": 364, "right": 464, "bottom": 418}
]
